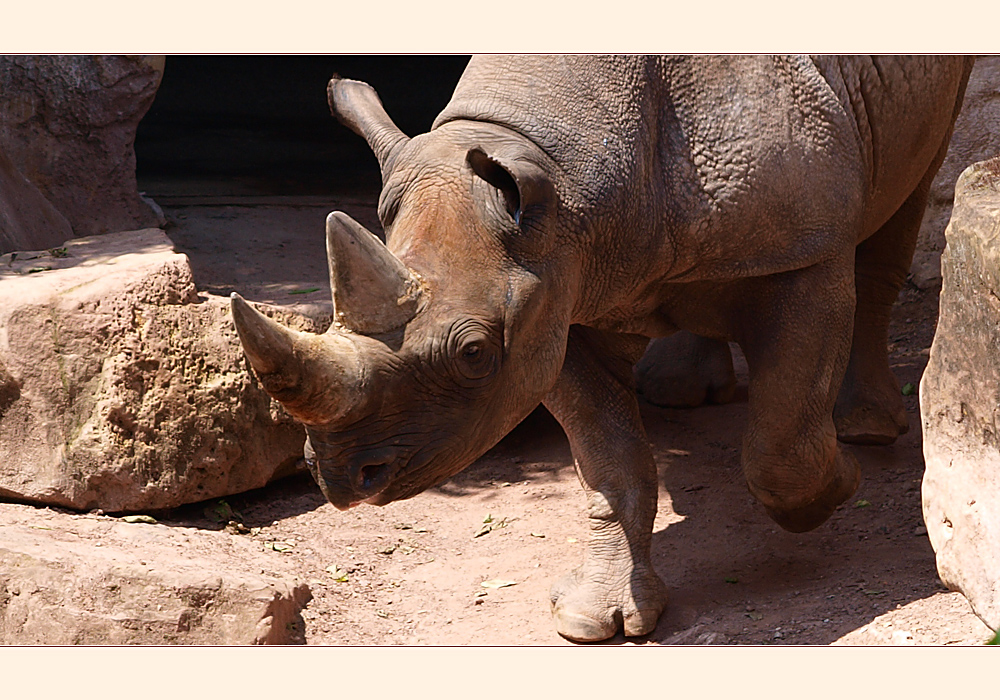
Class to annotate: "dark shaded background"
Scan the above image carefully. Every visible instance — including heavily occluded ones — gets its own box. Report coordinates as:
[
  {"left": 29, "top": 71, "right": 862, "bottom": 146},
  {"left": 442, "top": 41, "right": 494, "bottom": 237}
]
[{"left": 136, "top": 56, "right": 471, "bottom": 198}]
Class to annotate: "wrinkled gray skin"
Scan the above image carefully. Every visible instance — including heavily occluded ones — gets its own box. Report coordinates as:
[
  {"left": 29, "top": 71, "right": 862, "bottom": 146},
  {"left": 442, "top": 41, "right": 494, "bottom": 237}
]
[{"left": 231, "top": 55, "right": 973, "bottom": 642}]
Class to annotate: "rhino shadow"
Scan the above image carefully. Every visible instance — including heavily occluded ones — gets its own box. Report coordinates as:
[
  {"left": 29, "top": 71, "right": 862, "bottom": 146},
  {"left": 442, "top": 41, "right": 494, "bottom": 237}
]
[
  {"left": 637, "top": 396, "right": 943, "bottom": 646},
  {"left": 156, "top": 406, "right": 575, "bottom": 532},
  {"left": 423, "top": 387, "right": 942, "bottom": 646}
]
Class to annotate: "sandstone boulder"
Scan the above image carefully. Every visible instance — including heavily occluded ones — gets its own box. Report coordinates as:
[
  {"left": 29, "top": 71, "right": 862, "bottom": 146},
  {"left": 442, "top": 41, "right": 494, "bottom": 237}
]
[
  {"left": 0, "top": 146, "right": 72, "bottom": 254},
  {"left": 913, "top": 56, "right": 1000, "bottom": 288},
  {"left": 0, "top": 504, "right": 312, "bottom": 644},
  {"left": 0, "top": 228, "right": 321, "bottom": 512},
  {"left": 0, "top": 55, "right": 165, "bottom": 238},
  {"left": 920, "top": 156, "right": 1000, "bottom": 632}
]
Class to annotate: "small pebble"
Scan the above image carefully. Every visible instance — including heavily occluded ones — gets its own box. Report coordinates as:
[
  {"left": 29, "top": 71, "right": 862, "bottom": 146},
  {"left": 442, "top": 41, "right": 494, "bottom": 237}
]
[{"left": 892, "top": 630, "right": 916, "bottom": 645}]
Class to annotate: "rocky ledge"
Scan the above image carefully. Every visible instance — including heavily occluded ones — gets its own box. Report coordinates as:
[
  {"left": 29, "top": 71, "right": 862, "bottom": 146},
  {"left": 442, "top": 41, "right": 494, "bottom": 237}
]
[{"left": 0, "top": 228, "right": 323, "bottom": 512}]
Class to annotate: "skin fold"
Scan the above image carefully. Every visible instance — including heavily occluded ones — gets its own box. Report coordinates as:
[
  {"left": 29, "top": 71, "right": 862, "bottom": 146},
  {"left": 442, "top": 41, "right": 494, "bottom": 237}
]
[{"left": 231, "top": 55, "right": 974, "bottom": 642}]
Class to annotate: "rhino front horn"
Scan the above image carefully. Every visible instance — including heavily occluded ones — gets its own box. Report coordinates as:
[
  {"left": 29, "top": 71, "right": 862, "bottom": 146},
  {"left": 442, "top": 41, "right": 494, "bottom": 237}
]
[
  {"left": 231, "top": 293, "right": 296, "bottom": 379},
  {"left": 230, "top": 292, "right": 363, "bottom": 424},
  {"left": 231, "top": 292, "right": 313, "bottom": 412},
  {"left": 326, "top": 211, "right": 422, "bottom": 335}
]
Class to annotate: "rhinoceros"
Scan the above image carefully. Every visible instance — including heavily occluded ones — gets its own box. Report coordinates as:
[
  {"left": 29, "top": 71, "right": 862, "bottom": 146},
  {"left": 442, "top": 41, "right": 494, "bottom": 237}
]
[{"left": 230, "top": 55, "right": 973, "bottom": 642}]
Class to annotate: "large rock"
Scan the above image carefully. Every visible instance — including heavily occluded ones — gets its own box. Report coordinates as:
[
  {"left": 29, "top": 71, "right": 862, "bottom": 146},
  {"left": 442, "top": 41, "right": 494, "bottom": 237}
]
[
  {"left": 0, "top": 55, "right": 165, "bottom": 238},
  {"left": 913, "top": 56, "right": 1000, "bottom": 288},
  {"left": 0, "top": 146, "right": 72, "bottom": 254},
  {"left": 0, "top": 228, "right": 321, "bottom": 512},
  {"left": 0, "top": 504, "right": 312, "bottom": 644},
  {"left": 920, "top": 156, "right": 1000, "bottom": 632}
]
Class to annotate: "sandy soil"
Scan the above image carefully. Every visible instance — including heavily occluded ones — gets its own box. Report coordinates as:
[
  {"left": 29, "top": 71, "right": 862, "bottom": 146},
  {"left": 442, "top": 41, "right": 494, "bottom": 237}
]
[{"left": 11, "top": 198, "right": 996, "bottom": 645}]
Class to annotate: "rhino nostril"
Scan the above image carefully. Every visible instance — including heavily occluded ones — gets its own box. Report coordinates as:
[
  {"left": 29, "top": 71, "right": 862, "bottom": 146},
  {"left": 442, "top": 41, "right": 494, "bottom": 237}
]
[
  {"left": 361, "top": 463, "right": 391, "bottom": 491},
  {"left": 344, "top": 447, "right": 397, "bottom": 495}
]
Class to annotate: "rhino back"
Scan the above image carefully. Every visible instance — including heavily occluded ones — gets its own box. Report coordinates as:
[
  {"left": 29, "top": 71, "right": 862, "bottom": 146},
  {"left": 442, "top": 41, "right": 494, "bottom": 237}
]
[
  {"left": 432, "top": 56, "right": 969, "bottom": 319},
  {"left": 434, "top": 55, "right": 663, "bottom": 212},
  {"left": 437, "top": 57, "right": 846, "bottom": 280},
  {"left": 809, "top": 55, "right": 973, "bottom": 235}
]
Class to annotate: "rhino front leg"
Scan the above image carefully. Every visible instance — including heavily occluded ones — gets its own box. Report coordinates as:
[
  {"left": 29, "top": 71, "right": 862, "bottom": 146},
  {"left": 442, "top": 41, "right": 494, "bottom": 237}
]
[
  {"left": 634, "top": 332, "right": 737, "bottom": 408},
  {"left": 739, "top": 257, "right": 861, "bottom": 533},
  {"left": 543, "top": 326, "right": 668, "bottom": 643}
]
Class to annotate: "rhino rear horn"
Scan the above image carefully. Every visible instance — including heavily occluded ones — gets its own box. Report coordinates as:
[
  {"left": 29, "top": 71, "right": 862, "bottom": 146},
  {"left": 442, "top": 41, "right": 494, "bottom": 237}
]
[
  {"left": 326, "top": 211, "right": 422, "bottom": 335},
  {"left": 328, "top": 77, "right": 409, "bottom": 180}
]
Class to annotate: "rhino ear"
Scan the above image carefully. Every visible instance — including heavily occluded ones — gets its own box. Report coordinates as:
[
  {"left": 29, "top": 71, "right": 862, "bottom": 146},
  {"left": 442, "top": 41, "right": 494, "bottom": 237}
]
[
  {"left": 328, "top": 76, "right": 409, "bottom": 180},
  {"left": 467, "top": 147, "right": 556, "bottom": 228}
]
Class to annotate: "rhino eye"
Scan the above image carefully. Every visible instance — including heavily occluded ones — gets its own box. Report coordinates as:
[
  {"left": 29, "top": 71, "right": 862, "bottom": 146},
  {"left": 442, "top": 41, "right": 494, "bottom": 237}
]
[{"left": 447, "top": 320, "right": 500, "bottom": 386}]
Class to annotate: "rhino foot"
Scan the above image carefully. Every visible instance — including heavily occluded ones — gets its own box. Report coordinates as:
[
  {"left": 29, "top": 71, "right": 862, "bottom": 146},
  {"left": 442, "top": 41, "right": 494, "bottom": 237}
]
[
  {"left": 550, "top": 561, "right": 668, "bottom": 642},
  {"left": 634, "top": 333, "right": 736, "bottom": 408},
  {"left": 834, "top": 381, "right": 909, "bottom": 446},
  {"left": 758, "top": 448, "right": 861, "bottom": 533}
]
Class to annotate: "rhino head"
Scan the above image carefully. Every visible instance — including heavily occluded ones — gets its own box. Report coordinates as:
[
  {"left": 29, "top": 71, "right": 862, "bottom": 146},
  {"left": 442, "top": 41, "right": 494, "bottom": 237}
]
[{"left": 231, "top": 78, "right": 577, "bottom": 509}]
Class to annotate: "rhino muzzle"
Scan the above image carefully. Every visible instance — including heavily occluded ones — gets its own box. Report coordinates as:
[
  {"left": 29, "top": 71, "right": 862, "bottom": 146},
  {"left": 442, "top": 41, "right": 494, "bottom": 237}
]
[{"left": 303, "top": 434, "right": 403, "bottom": 509}]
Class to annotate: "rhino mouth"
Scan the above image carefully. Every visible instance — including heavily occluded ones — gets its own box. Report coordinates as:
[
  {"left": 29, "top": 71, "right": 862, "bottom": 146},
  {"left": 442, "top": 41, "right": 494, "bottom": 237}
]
[{"left": 311, "top": 470, "right": 393, "bottom": 511}]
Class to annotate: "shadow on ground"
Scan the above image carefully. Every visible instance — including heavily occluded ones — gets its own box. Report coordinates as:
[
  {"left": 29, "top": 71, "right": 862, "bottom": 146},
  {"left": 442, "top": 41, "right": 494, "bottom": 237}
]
[
  {"left": 639, "top": 396, "right": 944, "bottom": 646},
  {"left": 158, "top": 405, "right": 573, "bottom": 532}
]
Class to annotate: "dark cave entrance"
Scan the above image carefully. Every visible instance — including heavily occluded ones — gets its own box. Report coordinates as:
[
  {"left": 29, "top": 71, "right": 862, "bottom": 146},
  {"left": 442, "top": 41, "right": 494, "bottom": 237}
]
[{"left": 135, "top": 56, "right": 471, "bottom": 202}]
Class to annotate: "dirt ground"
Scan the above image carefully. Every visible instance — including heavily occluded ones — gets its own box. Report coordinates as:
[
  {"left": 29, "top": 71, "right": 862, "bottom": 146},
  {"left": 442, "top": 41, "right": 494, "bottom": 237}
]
[{"left": 12, "top": 194, "right": 998, "bottom": 645}]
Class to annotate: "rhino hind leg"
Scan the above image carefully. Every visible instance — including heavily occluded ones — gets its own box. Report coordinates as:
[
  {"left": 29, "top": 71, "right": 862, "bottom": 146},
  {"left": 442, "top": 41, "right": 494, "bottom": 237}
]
[
  {"left": 740, "top": 257, "right": 861, "bottom": 532},
  {"left": 634, "top": 332, "right": 737, "bottom": 408},
  {"left": 544, "top": 327, "right": 668, "bottom": 642},
  {"left": 833, "top": 221, "right": 914, "bottom": 445},
  {"left": 835, "top": 155, "right": 945, "bottom": 445}
]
